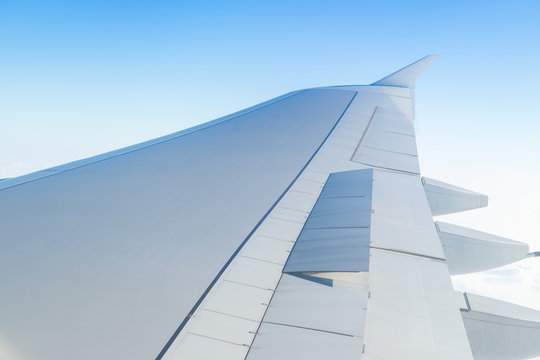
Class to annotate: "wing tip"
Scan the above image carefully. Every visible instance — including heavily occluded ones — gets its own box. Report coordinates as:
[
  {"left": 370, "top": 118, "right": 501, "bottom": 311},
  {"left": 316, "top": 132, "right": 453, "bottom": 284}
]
[{"left": 372, "top": 55, "right": 438, "bottom": 88}]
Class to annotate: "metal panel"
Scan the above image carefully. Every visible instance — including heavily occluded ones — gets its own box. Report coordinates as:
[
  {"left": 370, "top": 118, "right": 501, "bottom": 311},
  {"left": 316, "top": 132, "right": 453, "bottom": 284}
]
[
  {"left": 256, "top": 217, "right": 306, "bottom": 242},
  {"left": 199, "top": 280, "right": 273, "bottom": 322},
  {"left": 178, "top": 310, "right": 257, "bottom": 346},
  {"left": 269, "top": 206, "right": 309, "bottom": 224},
  {"left": 462, "top": 293, "right": 540, "bottom": 360},
  {"left": 370, "top": 170, "right": 447, "bottom": 259},
  {"left": 163, "top": 332, "right": 249, "bottom": 360},
  {"left": 223, "top": 255, "right": 283, "bottom": 290},
  {"left": 309, "top": 196, "right": 372, "bottom": 214},
  {"left": 277, "top": 189, "right": 320, "bottom": 212},
  {"left": 363, "top": 248, "right": 474, "bottom": 360},
  {"left": 246, "top": 322, "right": 363, "bottom": 360},
  {"left": 362, "top": 128, "right": 418, "bottom": 156},
  {"left": 319, "top": 179, "right": 372, "bottom": 199},
  {"left": 295, "top": 227, "right": 370, "bottom": 242},
  {"left": 285, "top": 227, "right": 371, "bottom": 272},
  {"left": 353, "top": 146, "right": 420, "bottom": 174},
  {"left": 290, "top": 178, "right": 325, "bottom": 195},
  {"left": 261, "top": 273, "right": 369, "bottom": 336},
  {"left": 283, "top": 241, "right": 370, "bottom": 272},
  {"left": 305, "top": 209, "right": 371, "bottom": 229},
  {"left": 0, "top": 88, "right": 356, "bottom": 360},
  {"left": 369, "top": 108, "right": 415, "bottom": 136},
  {"left": 437, "top": 221, "right": 529, "bottom": 274},
  {"left": 283, "top": 169, "right": 372, "bottom": 273},
  {"left": 423, "top": 177, "right": 488, "bottom": 216},
  {"left": 350, "top": 97, "right": 420, "bottom": 174}
]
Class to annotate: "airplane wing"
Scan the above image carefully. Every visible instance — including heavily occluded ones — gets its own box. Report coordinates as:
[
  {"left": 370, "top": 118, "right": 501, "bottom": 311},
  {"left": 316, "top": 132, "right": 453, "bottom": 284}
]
[{"left": 1, "top": 56, "right": 539, "bottom": 360}]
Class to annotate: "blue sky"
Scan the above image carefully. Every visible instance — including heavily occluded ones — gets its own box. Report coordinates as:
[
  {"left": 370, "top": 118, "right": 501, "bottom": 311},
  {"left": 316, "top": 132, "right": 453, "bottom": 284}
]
[{"left": 1, "top": 0, "right": 540, "bottom": 309}]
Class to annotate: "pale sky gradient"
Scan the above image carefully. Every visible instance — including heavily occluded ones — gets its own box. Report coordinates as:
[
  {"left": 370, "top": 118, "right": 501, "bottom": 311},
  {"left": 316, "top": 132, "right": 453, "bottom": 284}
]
[{"left": 1, "top": 0, "right": 539, "bottom": 333}]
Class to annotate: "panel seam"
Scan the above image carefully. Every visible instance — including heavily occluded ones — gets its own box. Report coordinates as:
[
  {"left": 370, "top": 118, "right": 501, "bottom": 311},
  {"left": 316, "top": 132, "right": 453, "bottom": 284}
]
[
  {"left": 370, "top": 245, "right": 445, "bottom": 262},
  {"left": 350, "top": 106, "right": 378, "bottom": 160},
  {"left": 261, "top": 321, "right": 356, "bottom": 338}
]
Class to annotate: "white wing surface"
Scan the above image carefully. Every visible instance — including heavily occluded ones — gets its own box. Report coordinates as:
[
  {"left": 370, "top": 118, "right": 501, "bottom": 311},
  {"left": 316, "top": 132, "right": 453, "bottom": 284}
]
[{"left": 1, "top": 56, "right": 539, "bottom": 360}]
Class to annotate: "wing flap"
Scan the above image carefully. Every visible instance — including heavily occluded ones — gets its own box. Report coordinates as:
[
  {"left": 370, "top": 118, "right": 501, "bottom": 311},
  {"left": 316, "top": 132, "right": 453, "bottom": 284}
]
[{"left": 363, "top": 248, "right": 473, "bottom": 360}]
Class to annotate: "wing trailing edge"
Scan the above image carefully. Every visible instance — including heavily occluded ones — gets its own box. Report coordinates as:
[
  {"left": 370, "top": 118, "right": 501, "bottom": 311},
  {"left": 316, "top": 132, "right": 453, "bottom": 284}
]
[{"left": 372, "top": 55, "right": 438, "bottom": 88}]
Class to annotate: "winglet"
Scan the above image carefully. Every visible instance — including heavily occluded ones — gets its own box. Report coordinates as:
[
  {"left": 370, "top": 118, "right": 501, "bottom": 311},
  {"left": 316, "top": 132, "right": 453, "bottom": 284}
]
[{"left": 372, "top": 55, "right": 438, "bottom": 88}]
